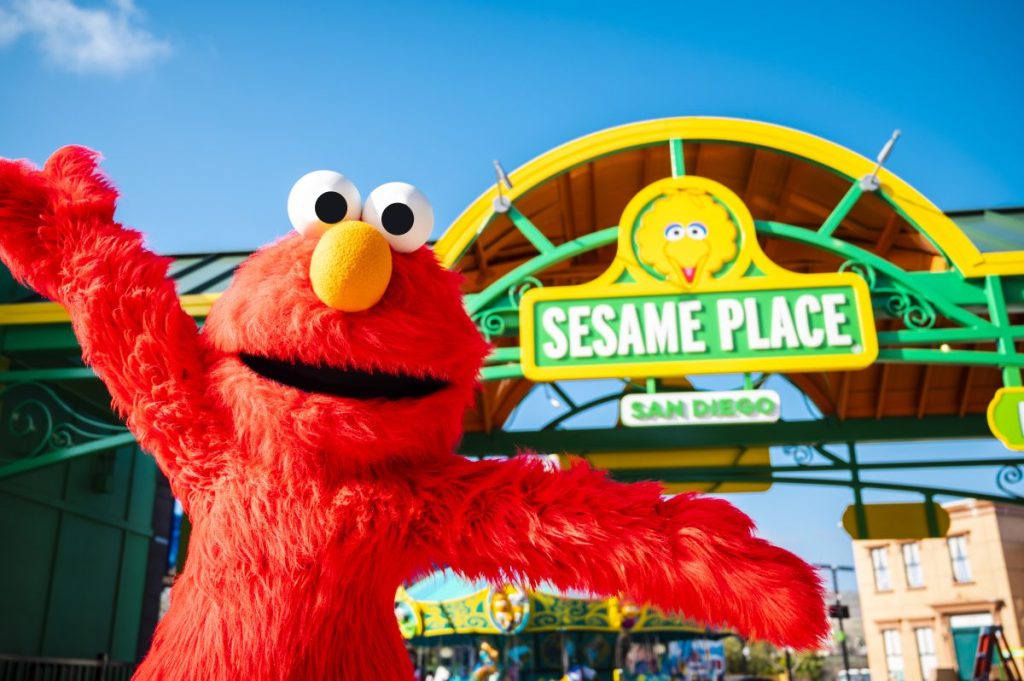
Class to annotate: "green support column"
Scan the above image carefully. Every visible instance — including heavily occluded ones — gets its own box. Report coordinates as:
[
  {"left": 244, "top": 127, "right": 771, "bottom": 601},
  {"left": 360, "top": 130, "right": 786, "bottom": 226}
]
[
  {"left": 924, "top": 494, "right": 941, "bottom": 537},
  {"left": 847, "top": 442, "right": 869, "bottom": 538},
  {"left": 985, "top": 275, "right": 1023, "bottom": 387},
  {"left": 669, "top": 139, "right": 685, "bottom": 178}
]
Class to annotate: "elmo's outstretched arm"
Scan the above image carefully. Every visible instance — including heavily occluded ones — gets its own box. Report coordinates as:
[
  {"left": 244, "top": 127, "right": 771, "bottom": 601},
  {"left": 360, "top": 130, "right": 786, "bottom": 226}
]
[
  {"left": 424, "top": 456, "right": 827, "bottom": 650},
  {"left": 0, "top": 147, "right": 227, "bottom": 497}
]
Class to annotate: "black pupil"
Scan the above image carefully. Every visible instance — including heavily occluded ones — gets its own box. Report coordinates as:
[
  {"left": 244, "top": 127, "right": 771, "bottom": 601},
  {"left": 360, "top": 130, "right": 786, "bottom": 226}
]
[
  {"left": 315, "top": 191, "right": 348, "bottom": 224},
  {"left": 381, "top": 203, "right": 415, "bottom": 235}
]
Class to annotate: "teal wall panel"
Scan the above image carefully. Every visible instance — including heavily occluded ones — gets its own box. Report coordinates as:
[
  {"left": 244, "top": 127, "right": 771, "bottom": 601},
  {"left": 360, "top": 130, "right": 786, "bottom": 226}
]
[{"left": 0, "top": 444, "right": 157, "bottom": 662}]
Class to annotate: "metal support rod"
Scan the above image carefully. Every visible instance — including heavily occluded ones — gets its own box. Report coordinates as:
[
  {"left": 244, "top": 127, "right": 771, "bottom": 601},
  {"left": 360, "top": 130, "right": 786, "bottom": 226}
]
[
  {"left": 506, "top": 204, "right": 556, "bottom": 255},
  {"left": 549, "top": 382, "right": 577, "bottom": 410},
  {"left": 819, "top": 183, "right": 864, "bottom": 238},
  {"left": 861, "top": 129, "right": 901, "bottom": 191}
]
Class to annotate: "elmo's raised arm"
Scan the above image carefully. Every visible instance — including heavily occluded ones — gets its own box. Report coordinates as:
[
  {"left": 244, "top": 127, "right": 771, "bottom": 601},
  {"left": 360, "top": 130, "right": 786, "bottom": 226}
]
[
  {"left": 423, "top": 455, "right": 827, "bottom": 650},
  {"left": 0, "top": 147, "right": 228, "bottom": 497}
]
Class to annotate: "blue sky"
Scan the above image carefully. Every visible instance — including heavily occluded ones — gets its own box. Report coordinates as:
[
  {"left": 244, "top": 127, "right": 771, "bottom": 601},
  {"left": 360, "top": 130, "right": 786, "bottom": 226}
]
[{"left": 2, "top": 0, "right": 1022, "bottom": 588}]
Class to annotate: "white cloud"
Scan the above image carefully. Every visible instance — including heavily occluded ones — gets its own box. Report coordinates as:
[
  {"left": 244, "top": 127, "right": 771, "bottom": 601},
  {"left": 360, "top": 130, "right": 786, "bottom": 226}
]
[
  {"left": 0, "top": 0, "right": 171, "bottom": 74},
  {"left": 0, "top": 7, "right": 23, "bottom": 45}
]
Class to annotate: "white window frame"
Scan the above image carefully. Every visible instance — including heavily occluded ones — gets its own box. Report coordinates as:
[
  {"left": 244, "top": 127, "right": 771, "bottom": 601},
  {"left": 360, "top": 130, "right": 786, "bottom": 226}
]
[
  {"left": 947, "top": 535, "right": 973, "bottom": 583},
  {"left": 915, "top": 627, "right": 938, "bottom": 681},
  {"left": 902, "top": 542, "right": 924, "bottom": 588},
  {"left": 872, "top": 546, "right": 893, "bottom": 592},
  {"left": 882, "top": 628, "right": 905, "bottom": 681}
]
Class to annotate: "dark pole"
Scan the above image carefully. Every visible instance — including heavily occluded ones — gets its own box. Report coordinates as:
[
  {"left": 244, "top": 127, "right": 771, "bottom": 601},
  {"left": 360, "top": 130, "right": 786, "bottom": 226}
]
[
  {"left": 834, "top": 566, "right": 852, "bottom": 681},
  {"left": 819, "top": 564, "right": 852, "bottom": 681}
]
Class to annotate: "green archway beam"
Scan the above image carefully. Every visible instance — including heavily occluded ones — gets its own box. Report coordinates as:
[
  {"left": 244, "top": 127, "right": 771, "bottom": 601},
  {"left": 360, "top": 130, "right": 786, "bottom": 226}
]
[
  {"left": 610, "top": 469, "right": 1023, "bottom": 507},
  {"left": 466, "top": 226, "right": 618, "bottom": 318},
  {"left": 457, "top": 415, "right": 991, "bottom": 456},
  {"left": 0, "top": 431, "right": 137, "bottom": 480}
]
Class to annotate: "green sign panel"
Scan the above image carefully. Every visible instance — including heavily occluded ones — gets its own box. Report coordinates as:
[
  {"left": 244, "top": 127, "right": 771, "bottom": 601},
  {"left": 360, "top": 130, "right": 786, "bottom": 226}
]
[{"left": 522, "top": 284, "right": 874, "bottom": 381}]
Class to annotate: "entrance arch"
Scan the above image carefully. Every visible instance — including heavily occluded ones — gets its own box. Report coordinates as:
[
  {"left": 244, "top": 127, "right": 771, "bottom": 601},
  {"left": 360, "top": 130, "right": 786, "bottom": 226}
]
[{"left": 440, "top": 117, "right": 1024, "bottom": 523}]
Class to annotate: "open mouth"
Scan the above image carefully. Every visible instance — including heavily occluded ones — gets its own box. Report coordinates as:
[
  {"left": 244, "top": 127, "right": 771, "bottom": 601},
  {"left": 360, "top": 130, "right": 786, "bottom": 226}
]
[
  {"left": 682, "top": 266, "right": 697, "bottom": 283},
  {"left": 239, "top": 353, "right": 448, "bottom": 400}
]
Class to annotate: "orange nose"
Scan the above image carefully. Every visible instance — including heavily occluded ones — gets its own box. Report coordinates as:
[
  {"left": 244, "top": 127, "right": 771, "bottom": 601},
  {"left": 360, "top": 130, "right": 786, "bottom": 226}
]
[{"left": 309, "top": 221, "right": 393, "bottom": 311}]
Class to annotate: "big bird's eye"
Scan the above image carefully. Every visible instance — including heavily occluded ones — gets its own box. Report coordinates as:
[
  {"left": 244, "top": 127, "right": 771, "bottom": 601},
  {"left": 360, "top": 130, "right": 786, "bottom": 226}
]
[
  {"left": 664, "top": 223, "right": 685, "bottom": 241},
  {"left": 287, "top": 170, "right": 362, "bottom": 238},
  {"left": 362, "top": 182, "right": 434, "bottom": 252},
  {"left": 687, "top": 222, "right": 708, "bottom": 240}
]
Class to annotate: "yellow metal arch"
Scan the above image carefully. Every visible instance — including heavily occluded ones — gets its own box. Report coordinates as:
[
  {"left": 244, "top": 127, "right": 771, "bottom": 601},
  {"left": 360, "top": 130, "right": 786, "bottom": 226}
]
[{"left": 435, "top": 116, "right": 1024, "bottom": 277}]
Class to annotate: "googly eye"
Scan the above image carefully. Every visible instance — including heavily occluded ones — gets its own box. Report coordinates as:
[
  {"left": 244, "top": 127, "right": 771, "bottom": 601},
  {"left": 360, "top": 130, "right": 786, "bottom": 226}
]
[
  {"left": 362, "top": 182, "right": 434, "bottom": 253},
  {"left": 664, "top": 223, "right": 685, "bottom": 241},
  {"left": 687, "top": 222, "right": 708, "bottom": 240},
  {"left": 287, "top": 170, "right": 362, "bottom": 238}
]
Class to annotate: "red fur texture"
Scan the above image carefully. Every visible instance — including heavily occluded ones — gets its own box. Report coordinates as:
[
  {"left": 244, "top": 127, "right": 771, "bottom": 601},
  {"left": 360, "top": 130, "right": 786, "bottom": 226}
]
[{"left": 0, "top": 147, "right": 828, "bottom": 680}]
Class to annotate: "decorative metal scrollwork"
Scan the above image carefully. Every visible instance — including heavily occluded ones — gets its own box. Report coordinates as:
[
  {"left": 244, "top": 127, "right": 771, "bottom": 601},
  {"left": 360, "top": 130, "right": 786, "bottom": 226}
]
[
  {"left": 782, "top": 445, "right": 815, "bottom": 466},
  {"left": 508, "top": 277, "right": 543, "bottom": 307},
  {"left": 997, "top": 465, "right": 1023, "bottom": 500},
  {"left": 0, "top": 381, "right": 127, "bottom": 462},
  {"left": 472, "top": 278, "right": 544, "bottom": 341},
  {"left": 838, "top": 260, "right": 877, "bottom": 289},
  {"left": 474, "top": 310, "right": 507, "bottom": 340},
  {"left": 839, "top": 260, "right": 937, "bottom": 329}
]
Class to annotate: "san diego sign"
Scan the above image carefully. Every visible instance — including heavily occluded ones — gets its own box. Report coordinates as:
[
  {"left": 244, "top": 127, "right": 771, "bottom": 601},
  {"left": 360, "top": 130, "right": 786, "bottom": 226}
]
[{"left": 520, "top": 176, "right": 878, "bottom": 381}]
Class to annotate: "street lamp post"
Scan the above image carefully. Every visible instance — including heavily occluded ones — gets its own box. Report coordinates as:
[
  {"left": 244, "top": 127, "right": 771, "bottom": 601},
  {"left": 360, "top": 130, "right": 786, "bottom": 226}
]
[{"left": 815, "top": 564, "right": 855, "bottom": 681}]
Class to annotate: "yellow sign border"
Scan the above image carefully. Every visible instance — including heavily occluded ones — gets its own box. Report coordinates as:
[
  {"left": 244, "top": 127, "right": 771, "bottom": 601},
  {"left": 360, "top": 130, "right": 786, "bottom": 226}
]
[
  {"left": 987, "top": 387, "right": 1024, "bottom": 451},
  {"left": 519, "top": 175, "right": 878, "bottom": 382}
]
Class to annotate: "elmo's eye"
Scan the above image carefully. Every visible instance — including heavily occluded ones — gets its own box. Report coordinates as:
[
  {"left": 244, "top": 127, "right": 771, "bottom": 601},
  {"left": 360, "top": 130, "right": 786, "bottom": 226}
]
[
  {"left": 287, "top": 170, "right": 362, "bottom": 238},
  {"left": 362, "top": 182, "right": 434, "bottom": 252},
  {"left": 664, "top": 223, "right": 685, "bottom": 241},
  {"left": 687, "top": 222, "right": 708, "bottom": 240}
]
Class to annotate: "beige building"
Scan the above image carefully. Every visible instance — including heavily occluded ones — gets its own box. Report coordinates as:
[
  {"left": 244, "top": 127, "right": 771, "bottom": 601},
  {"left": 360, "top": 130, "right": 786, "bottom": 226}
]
[{"left": 852, "top": 500, "right": 1024, "bottom": 681}]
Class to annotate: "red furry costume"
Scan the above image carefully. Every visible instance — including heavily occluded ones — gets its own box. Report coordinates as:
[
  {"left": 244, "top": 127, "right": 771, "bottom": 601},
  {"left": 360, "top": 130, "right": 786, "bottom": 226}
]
[{"left": 0, "top": 147, "right": 827, "bottom": 680}]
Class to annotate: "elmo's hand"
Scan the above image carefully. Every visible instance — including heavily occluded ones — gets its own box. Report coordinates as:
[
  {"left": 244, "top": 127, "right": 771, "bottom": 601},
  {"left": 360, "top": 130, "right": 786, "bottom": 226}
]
[
  {"left": 423, "top": 456, "right": 828, "bottom": 650},
  {"left": 0, "top": 147, "right": 228, "bottom": 501}
]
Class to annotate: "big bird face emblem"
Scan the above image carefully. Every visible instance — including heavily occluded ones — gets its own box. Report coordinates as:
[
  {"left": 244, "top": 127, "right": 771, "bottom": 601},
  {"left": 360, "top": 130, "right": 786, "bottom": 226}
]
[{"left": 637, "top": 189, "right": 738, "bottom": 288}]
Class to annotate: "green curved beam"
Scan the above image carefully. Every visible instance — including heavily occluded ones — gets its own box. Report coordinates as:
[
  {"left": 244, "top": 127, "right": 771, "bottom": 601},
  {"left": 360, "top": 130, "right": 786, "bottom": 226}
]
[
  {"left": 756, "top": 221, "right": 993, "bottom": 331},
  {"left": 466, "top": 227, "right": 618, "bottom": 317}
]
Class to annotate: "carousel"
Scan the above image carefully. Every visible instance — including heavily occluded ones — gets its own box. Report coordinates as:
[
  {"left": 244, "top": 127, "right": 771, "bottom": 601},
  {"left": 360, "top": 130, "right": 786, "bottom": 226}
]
[{"left": 395, "top": 570, "right": 728, "bottom": 681}]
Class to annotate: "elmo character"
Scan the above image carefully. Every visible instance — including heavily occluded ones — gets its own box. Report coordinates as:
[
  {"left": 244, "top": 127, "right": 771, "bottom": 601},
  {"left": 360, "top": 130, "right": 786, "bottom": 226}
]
[{"left": 0, "top": 147, "right": 826, "bottom": 680}]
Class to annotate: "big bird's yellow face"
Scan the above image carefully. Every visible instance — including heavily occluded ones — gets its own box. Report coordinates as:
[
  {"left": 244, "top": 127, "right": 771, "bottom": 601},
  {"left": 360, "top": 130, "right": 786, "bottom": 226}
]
[{"left": 637, "top": 189, "right": 739, "bottom": 288}]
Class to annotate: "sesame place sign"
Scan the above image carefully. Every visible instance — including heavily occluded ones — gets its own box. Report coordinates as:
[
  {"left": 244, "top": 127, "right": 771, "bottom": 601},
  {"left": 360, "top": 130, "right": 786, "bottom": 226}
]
[{"left": 519, "top": 176, "right": 878, "bottom": 381}]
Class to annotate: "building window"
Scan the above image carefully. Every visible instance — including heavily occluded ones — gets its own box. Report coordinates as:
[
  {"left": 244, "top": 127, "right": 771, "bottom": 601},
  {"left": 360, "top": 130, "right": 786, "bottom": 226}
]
[
  {"left": 882, "top": 629, "right": 905, "bottom": 681},
  {"left": 915, "top": 627, "right": 938, "bottom": 681},
  {"left": 902, "top": 542, "right": 924, "bottom": 588},
  {"left": 948, "top": 535, "right": 973, "bottom": 583},
  {"left": 872, "top": 547, "right": 893, "bottom": 591}
]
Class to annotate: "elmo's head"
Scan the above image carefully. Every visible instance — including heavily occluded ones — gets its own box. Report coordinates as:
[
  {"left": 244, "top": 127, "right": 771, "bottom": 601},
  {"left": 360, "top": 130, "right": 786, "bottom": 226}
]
[{"left": 201, "top": 170, "right": 489, "bottom": 470}]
